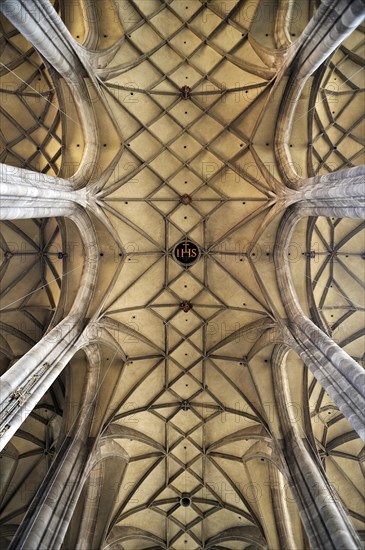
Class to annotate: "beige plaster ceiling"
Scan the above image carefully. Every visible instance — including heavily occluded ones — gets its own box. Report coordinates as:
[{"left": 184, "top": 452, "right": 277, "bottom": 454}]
[{"left": 0, "top": 1, "right": 364, "bottom": 549}]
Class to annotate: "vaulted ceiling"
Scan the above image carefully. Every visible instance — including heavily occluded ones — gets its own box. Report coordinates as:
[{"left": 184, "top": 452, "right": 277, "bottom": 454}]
[{"left": 0, "top": 1, "right": 364, "bottom": 549}]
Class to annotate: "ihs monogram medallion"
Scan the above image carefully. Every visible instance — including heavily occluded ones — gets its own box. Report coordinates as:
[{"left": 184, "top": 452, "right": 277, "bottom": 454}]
[{"left": 173, "top": 239, "right": 201, "bottom": 266}]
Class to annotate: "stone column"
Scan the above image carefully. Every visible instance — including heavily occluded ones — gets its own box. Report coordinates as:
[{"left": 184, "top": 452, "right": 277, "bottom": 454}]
[
  {"left": 274, "top": 0, "right": 294, "bottom": 48},
  {"left": 275, "top": 0, "right": 365, "bottom": 185},
  {"left": 0, "top": 442, "right": 18, "bottom": 502},
  {"left": 0, "top": 208, "right": 99, "bottom": 450},
  {"left": 274, "top": 205, "right": 365, "bottom": 439},
  {"left": 269, "top": 464, "right": 298, "bottom": 550},
  {"left": 293, "top": 200, "right": 364, "bottom": 220},
  {"left": 7, "top": 345, "right": 101, "bottom": 550},
  {"left": 0, "top": 0, "right": 98, "bottom": 185},
  {"left": 0, "top": 0, "right": 84, "bottom": 82},
  {"left": 73, "top": 450, "right": 128, "bottom": 550},
  {"left": 289, "top": 165, "right": 365, "bottom": 219},
  {"left": 0, "top": 164, "right": 88, "bottom": 220},
  {"left": 272, "top": 345, "right": 361, "bottom": 549},
  {"left": 290, "top": 0, "right": 365, "bottom": 82},
  {"left": 297, "top": 164, "right": 364, "bottom": 199}
]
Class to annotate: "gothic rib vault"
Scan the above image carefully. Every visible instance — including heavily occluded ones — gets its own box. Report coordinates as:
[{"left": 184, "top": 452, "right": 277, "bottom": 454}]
[{"left": 0, "top": 1, "right": 364, "bottom": 549}]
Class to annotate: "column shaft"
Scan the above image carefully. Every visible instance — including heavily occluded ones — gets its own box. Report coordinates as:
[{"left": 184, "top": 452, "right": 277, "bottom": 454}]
[
  {"left": 0, "top": 164, "right": 88, "bottom": 220},
  {"left": 272, "top": 345, "right": 361, "bottom": 549},
  {"left": 269, "top": 464, "right": 298, "bottom": 550},
  {"left": 294, "top": 200, "right": 364, "bottom": 219},
  {"left": 0, "top": 209, "right": 99, "bottom": 450},
  {"left": 0, "top": 202, "right": 76, "bottom": 220},
  {"left": 74, "top": 453, "right": 127, "bottom": 550},
  {"left": 0, "top": 0, "right": 84, "bottom": 82},
  {"left": 0, "top": 0, "right": 98, "bottom": 185},
  {"left": 8, "top": 345, "right": 101, "bottom": 550},
  {"left": 292, "top": 165, "right": 365, "bottom": 218},
  {"left": 274, "top": 0, "right": 294, "bottom": 48},
  {"left": 292, "top": 0, "right": 365, "bottom": 82},
  {"left": 274, "top": 205, "right": 365, "bottom": 439},
  {"left": 275, "top": 0, "right": 365, "bottom": 185}
]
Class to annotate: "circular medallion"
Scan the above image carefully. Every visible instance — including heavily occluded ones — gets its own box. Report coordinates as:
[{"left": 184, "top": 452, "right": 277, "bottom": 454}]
[{"left": 173, "top": 239, "right": 201, "bottom": 266}]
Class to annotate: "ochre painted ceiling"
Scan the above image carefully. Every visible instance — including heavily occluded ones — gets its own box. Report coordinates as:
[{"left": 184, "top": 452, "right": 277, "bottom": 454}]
[{"left": 0, "top": 1, "right": 364, "bottom": 549}]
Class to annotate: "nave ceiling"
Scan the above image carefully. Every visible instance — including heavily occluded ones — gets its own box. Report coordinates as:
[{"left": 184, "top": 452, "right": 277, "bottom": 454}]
[{"left": 0, "top": 1, "right": 364, "bottom": 548}]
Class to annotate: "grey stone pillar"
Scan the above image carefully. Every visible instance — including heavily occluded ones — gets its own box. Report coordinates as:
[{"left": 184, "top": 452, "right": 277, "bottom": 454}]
[
  {"left": 7, "top": 345, "right": 101, "bottom": 550},
  {"left": 272, "top": 345, "right": 361, "bottom": 549},
  {"left": 0, "top": 0, "right": 98, "bottom": 185},
  {"left": 291, "top": 0, "right": 365, "bottom": 82},
  {"left": 275, "top": 0, "right": 365, "bottom": 185},
  {"left": 0, "top": 208, "right": 99, "bottom": 450},
  {"left": 291, "top": 165, "right": 365, "bottom": 219},
  {"left": 0, "top": 0, "right": 84, "bottom": 83},
  {"left": 73, "top": 450, "right": 128, "bottom": 550},
  {"left": 274, "top": 206, "right": 365, "bottom": 439},
  {"left": 274, "top": 0, "right": 294, "bottom": 48},
  {"left": 297, "top": 165, "right": 365, "bottom": 199},
  {"left": 0, "top": 442, "right": 18, "bottom": 502},
  {"left": 0, "top": 164, "right": 88, "bottom": 220},
  {"left": 269, "top": 464, "right": 298, "bottom": 550},
  {"left": 294, "top": 200, "right": 364, "bottom": 220}
]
